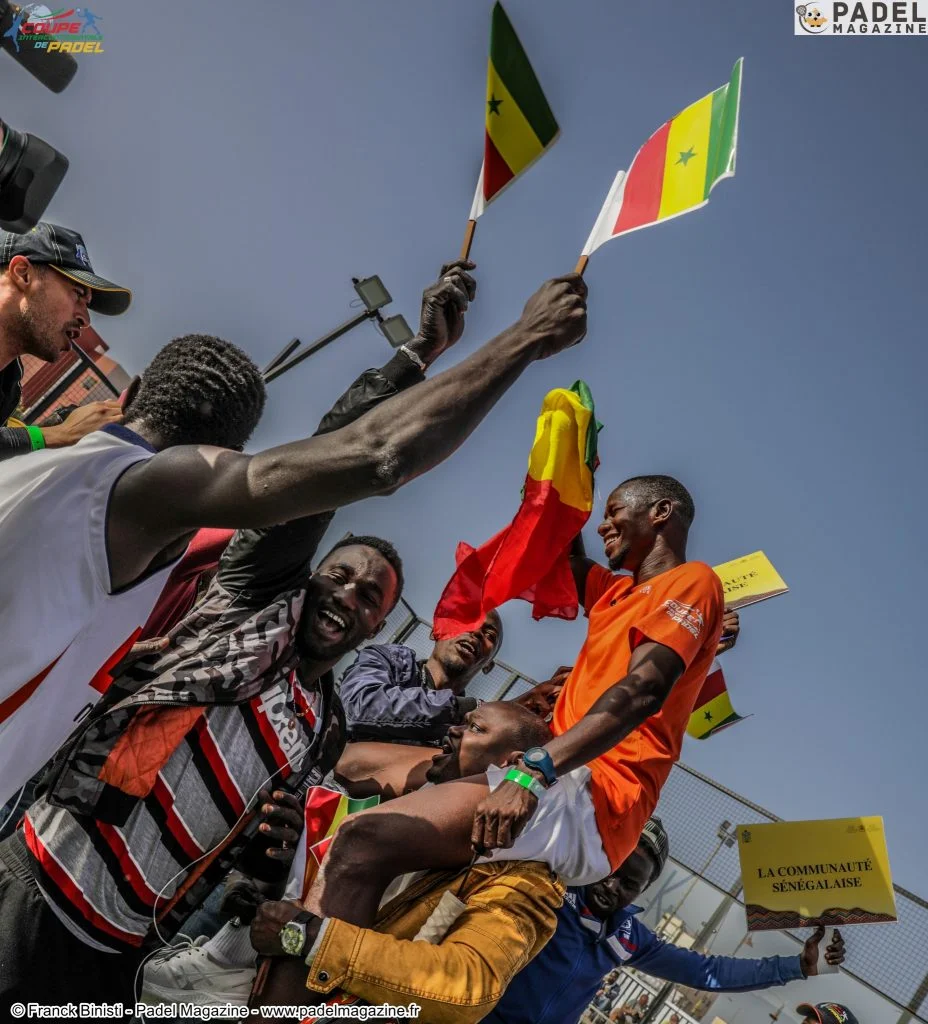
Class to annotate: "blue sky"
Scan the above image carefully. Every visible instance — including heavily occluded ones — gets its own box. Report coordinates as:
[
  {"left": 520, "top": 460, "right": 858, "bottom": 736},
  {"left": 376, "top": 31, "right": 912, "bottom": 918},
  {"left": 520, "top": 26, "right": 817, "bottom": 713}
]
[{"left": 6, "top": 1, "right": 927, "bottom": 894}]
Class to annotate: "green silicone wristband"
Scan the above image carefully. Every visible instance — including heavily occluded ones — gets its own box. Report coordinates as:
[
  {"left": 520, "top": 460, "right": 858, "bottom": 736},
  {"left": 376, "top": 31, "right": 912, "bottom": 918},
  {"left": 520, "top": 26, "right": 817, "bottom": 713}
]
[
  {"left": 26, "top": 425, "right": 45, "bottom": 451},
  {"left": 504, "top": 768, "right": 546, "bottom": 800}
]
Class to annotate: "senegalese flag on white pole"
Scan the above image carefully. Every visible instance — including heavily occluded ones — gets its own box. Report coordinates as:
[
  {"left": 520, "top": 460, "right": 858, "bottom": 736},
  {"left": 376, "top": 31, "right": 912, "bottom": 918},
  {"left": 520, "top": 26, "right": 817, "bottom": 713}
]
[
  {"left": 466, "top": 3, "right": 559, "bottom": 233},
  {"left": 582, "top": 58, "right": 742, "bottom": 257},
  {"left": 686, "top": 660, "right": 749, "bottom": 740}
]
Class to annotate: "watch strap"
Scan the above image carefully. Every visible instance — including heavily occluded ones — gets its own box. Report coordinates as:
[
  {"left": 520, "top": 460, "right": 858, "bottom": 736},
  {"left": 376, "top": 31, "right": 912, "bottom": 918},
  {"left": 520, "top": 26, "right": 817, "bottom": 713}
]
[
  {"left": 398, "top": 344, "right": 426, "bottom": 372},
  {"left": 522, "top": 746, "right": 557, "bottom": 787},
  {"left": 504, "top": 768, "right": 546, "bottom": 800}
]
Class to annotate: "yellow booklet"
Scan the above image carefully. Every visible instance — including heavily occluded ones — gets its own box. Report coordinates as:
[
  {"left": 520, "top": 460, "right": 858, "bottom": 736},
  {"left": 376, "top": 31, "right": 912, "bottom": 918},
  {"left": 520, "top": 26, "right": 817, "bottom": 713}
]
[{"left": 712, "top": 551, "right": 788, "bottom": 610}]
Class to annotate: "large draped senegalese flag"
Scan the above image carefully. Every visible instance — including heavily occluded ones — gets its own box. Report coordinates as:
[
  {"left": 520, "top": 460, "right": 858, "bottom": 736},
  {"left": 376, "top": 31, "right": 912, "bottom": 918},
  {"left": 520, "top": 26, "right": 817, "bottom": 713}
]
[
  {"left": 469, "top": 2, "right": 559, "bottom": 218},
  {"left": 292, "top": 787, "right": 380, "bottom": 900},
  {"left": 433, "top": 381, "right": 600, "bottom": 639},
  {"left": 686, "top": 660, "right": 748, "bottom": 740},
  {"left": 582, "top": 58, "right": 742, "bottom": 255}
]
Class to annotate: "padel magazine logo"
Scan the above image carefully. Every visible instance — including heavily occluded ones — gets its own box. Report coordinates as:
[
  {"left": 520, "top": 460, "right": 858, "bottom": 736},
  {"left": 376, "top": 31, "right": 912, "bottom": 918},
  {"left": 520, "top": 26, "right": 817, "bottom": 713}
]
[{"left": 795, "top": 1, "right": 928, "bottom": 33}]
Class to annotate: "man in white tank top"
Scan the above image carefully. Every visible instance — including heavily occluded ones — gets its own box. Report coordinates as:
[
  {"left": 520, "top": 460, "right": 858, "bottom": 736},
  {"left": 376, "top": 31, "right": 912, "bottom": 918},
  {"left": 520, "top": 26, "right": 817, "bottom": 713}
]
[{"left": 0, "top": 233, "right": 590, "bottom": 804}]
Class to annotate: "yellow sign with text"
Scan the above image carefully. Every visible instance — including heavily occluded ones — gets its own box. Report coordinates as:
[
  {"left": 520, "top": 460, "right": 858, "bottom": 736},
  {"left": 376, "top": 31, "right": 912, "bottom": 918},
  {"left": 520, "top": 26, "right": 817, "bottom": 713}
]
[
  {"left": 713, "top": 551, "right": 788, "bottom": 609},
  {"left": 738, "top": 817, "right": 897, "bottom": 930}
]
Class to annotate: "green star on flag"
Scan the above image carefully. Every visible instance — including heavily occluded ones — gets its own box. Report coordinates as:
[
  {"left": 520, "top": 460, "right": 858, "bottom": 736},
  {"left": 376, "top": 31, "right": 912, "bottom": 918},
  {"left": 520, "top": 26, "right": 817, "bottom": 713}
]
[
  {"left": 686, "top": 660, "right": 750, "bottom": 740},
  {"left": 676, "top": 147, "right": 696, "bottom": 166}
]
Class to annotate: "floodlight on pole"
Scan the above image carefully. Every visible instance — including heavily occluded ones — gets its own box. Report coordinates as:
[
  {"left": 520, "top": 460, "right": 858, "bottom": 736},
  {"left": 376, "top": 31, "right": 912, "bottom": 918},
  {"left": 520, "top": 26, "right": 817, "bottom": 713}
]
[
  {"left": 263, "top": 275, "right": 413, "bottom": 384},
  {"left": 353, "top": 275, "right": 392, "bottom": 312},
  {"left": 379, "top": 314, "right": 415, "bottom": 348}
]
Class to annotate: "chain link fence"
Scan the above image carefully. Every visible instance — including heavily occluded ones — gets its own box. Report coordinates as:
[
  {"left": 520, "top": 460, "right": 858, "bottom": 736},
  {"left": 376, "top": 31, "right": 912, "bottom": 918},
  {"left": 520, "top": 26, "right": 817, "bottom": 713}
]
[
  {"left": 341, "top": 599, "right": 928, "bottom": 1023},
  {"left": 18, "top": 346, "right": 120, "bottom": 426},
  {"left": 654, "top": 761, "right": 928, "bottom": 1023}
]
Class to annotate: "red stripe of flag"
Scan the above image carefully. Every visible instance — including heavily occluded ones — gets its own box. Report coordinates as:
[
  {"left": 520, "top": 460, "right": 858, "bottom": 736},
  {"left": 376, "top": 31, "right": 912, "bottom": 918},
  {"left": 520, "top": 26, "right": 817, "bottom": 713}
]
[
  {"left": 151, "top": 776, "right": 206, "bottom": 862},
  {"left": 483, "top": 134, "right": 514, "bottom": 201},
  {"left": 303, "top": 788, "right": 344, "bottom": 845},
  {"left": 694, "top": 664, "right": 726, "bottom": 707},
  {"left": 194, "top": 717, "right": 247, "bottom": 817},
  {"left": 23, "top": 817, "right": 145, "bottom": 947},
  {"left": 613, "top": 121, "right": 671, "bottom": 234}
]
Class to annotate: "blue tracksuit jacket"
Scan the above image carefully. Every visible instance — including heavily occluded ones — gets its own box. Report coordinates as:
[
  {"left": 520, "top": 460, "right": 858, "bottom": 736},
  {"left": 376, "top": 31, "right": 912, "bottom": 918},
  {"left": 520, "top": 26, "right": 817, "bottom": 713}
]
[{"left": 483, "top": 888, "right": 804, "bottom": 1024}]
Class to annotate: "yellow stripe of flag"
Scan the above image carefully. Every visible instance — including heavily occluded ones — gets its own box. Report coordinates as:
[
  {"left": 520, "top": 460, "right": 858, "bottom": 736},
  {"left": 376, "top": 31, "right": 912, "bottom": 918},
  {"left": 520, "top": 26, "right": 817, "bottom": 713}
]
[
  {"left": 526, "top": 390, "right": 594, "bottom": 513},
  {"left": 486, "top": 58, "right": 546, "bottom": 176},
  {"left": 324, "top": 795, "right": 350, "bottom": 839},
  {"left": 687, "top": 689, "right": 737, "bottom": 739},
  {"left": 658, "top": 93, "right": 713, "bottom": 221}
]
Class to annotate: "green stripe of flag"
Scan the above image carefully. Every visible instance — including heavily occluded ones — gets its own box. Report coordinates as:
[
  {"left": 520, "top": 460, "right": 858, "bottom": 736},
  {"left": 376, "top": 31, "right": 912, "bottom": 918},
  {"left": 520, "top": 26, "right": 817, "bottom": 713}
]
[
  {"left": 490, "top": 2, "right": 558, "bottom": 146},
  {"left": 703, "top": 58, "right": 741, "bottom": 198},
  {"left": 346, "top": 795, "right": 380, "bottom": 814}
]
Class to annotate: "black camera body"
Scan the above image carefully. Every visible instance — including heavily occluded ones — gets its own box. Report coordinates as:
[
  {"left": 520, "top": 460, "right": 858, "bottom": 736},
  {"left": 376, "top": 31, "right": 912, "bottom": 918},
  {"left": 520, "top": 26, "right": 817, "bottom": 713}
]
[
  {"left": 0, "top": 0, "right": 78, "bottom": 231},
  {"left": 0, "top": 120, "right": 69, "bottom": 232}
]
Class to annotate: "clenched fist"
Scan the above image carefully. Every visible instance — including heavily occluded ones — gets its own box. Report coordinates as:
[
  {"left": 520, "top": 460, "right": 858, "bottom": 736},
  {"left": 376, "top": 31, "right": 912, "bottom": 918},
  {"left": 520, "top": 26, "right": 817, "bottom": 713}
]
[{"left": 519, "top": 274, "right": 588, "bottom": 360}]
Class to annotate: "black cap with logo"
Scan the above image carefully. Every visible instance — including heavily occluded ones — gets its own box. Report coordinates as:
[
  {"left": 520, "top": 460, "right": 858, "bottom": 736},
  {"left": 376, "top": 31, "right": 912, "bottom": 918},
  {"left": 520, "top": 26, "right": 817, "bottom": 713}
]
[
  {"left": 0, "top": 222, "right": 131, "bottom": 315},
  {"left": 797, "top": 1003, "right": 858, "bottom": 1024}
]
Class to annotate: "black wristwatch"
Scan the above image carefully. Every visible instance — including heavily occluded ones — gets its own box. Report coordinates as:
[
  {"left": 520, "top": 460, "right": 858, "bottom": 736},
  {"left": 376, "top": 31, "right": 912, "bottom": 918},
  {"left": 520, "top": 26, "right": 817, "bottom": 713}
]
[{"left": 279, "top": 911, "right": 316, "bottom": 957}]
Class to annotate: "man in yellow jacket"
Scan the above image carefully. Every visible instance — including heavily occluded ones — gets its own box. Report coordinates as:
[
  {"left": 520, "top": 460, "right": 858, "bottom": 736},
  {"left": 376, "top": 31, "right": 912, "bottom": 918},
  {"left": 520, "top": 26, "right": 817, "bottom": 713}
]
[{"left": 251, "top": 858, "right": 563, "bottom": 1023}]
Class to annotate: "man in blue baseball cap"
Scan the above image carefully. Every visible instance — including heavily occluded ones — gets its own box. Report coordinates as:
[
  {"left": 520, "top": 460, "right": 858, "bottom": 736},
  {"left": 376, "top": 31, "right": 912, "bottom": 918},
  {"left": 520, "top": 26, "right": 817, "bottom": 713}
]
[{"left": 0, "top": 221, "right": 131, "bottom": 460}]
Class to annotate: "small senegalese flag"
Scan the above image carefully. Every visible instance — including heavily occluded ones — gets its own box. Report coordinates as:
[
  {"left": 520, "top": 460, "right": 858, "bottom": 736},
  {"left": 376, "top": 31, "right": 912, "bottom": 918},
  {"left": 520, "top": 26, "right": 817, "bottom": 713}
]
[
  {"left": 433, "top": 381, "right": 600, "bottom": 638},
  {"left": 469, "top": 2, "right": 559, "bottom": 219},
  {"left": 291, "top": 787, "right": 380, "bottom": 900},
  {"left": 686, "top": 660, "right": 749, "bottom": 740},
  {"left": 582, "top": 58, "right": 742, "bottom": 255}
]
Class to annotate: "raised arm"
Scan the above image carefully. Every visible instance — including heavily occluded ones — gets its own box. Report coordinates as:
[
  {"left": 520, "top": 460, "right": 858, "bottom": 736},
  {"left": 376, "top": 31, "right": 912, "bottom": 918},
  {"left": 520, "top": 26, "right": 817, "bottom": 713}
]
[
  {"left": 569, "top": 531, "right": 599, "bottom": 608},
  {"left": 626, "top": 916, "right": 805, "bottom": 992},
  {"left": 108, "top": 276, "right": 587, "bottom": 591},
  {"left": 206, "top": 259, "right": 476, "bottom": 604}
]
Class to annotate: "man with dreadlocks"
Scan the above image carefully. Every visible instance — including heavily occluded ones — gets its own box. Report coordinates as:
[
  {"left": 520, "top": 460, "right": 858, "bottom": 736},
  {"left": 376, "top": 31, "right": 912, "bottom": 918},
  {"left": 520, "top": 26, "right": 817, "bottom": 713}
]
[{"left": 0, "top": 253, "right": 587, "bottom": 807}]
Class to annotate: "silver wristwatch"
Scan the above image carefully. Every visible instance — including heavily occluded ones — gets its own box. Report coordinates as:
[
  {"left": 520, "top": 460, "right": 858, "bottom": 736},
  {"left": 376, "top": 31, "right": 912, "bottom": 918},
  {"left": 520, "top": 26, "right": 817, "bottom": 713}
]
[{"left": 279, "top": 912, "right": 314, "bottom": 957}]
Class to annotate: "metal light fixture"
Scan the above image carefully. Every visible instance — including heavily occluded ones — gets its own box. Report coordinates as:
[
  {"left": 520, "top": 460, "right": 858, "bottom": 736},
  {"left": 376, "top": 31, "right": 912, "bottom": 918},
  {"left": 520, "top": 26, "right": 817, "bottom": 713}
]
[
  {"left": 353, "top": 275, "right": 392, "bottom": 313},
  {"left": 264, "top": 274, "right": 412, "bottom": 383},
  {"left": 378, "top": 313, "right": 415, "bottom": 348}
]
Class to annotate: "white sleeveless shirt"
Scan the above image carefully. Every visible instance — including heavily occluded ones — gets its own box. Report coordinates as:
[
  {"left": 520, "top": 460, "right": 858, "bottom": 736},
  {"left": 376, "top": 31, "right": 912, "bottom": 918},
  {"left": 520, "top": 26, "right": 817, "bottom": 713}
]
[{"left": 0, "top": 426, "right": 181, "bottom": 803}]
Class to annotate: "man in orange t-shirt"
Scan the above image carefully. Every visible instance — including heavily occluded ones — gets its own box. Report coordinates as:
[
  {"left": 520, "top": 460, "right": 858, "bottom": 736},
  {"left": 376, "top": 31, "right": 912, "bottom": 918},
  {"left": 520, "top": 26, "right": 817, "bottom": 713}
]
[{"left": 302, "top": 475, "right": 725, "bottom": 930}]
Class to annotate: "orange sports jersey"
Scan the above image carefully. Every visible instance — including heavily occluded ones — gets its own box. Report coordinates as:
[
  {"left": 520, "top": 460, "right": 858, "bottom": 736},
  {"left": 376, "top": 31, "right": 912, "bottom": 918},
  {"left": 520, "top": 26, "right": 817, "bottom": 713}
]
[{"left": 552, "top": 560, "right": 724, "bottom": 869}]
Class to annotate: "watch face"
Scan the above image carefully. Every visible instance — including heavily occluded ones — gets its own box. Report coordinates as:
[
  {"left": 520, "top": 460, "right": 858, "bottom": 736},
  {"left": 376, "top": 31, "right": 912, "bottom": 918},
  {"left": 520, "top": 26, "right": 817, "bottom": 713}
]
[{"left": 280, "top": 921, "right": 305, "bottom": 956}]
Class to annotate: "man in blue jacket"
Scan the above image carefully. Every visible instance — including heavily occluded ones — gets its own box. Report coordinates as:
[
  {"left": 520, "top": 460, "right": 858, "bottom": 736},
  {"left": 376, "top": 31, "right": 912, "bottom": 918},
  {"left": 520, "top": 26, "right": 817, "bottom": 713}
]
[
  {"left": 485, "top": 817, "right": 846, "bottom": 1024},
  {"left": 339, "top": 611, "right": 504, "bottom": 744}
]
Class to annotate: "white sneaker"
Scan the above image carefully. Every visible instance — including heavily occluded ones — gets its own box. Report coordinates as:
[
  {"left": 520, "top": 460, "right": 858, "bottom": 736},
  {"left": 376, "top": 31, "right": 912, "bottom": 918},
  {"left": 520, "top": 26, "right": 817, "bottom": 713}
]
[{"left": 142, "top": 935, "right": 256, "bottom": 1005}]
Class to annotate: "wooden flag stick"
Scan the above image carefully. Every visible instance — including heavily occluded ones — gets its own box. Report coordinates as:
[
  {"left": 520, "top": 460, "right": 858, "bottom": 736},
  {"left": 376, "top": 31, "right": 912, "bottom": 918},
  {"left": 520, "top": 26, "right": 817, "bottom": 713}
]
[
  {"left": 460, "top": 219, "right": 477, "bottom": 261},
  {"left": 574, "top": 254, "right": 589, "bottom": 276}
]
